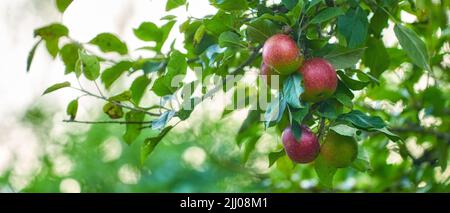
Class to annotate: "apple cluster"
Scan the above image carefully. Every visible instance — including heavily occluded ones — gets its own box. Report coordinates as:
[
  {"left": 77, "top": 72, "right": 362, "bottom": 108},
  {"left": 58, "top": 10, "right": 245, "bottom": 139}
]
[{"left": 261, "top": 34, "right": 357, "bottom": 168}]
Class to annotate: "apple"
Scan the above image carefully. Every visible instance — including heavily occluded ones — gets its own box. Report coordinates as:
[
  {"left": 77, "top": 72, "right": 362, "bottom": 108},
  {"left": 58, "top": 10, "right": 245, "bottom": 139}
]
[
  {"left": 298, "top": 58, "right": 337, "bottom": 102},
  {"left": 320, "top": 131, "right": 358, "bottom": 168},
  {"left": 262, "top": 34, "right": 303, "bottom": 75},
  {"left": 282, "top": 125, "right": 320, "bottom": 163}
]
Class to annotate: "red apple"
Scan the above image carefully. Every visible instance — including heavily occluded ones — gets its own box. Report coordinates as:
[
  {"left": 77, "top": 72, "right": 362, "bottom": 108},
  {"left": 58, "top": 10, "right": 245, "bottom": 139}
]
[
  {"left": 262, "top": 34, "right": 303, "bottom": 75},
  {"left": 282, "top": 125, "right": 320, "bottom": 163},
  {"left": 298, "top": 58, "right": 337, "bottom": 102}
]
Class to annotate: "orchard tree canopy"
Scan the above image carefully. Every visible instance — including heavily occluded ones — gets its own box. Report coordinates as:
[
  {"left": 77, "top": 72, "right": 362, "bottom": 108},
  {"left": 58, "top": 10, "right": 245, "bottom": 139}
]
[{"left": 27, "top": 0, "right": 449, "bottom": 190}]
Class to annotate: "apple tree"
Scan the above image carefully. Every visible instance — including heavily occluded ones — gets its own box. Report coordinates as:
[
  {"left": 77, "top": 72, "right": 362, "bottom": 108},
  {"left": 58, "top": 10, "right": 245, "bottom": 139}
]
[{"left": 27, "top": 0, "right": 449, "bottom": 189}]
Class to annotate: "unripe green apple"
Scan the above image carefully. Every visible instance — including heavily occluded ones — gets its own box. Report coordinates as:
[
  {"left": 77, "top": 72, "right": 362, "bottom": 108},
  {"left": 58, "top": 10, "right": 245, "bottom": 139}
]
[
  {"left": 298, "top": 58, "right": 337, "bottom": 102},
  {"left": 262, "top": 34, "right": 303, "bottom": 75},
  {"left": 282, "top": 125, "right": 320, "bottom": 163},
  {"left": 320, "top": 131, "right": 358, "bottom": 168}
]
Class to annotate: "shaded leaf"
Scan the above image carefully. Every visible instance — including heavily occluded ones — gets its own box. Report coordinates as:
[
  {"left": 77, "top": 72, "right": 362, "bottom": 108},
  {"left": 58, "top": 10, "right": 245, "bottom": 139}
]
[
  {"left": 318, "top": 44, "right": 365, "bottom": 69},
  {"left": 123, "top": 111, "right": 146, "bottom": 144},
  {"left": 363, "top": 37, "right": 390, "bottom": 77},
  {"left": 337, "top": 110, "right": 386, "bottom": 130},
  {"left": 283, "top": 73, "right": 304, "bottom": 109},
  {"left": 314, "top": 155, "right": 337, "bottom": 189},
  {"left": 218, "top": 31, "right": 245, "bottom": 48},
  {"left": 141, "top": 126, "right": 173, "bottom": 164},
  {"left": 337, "top": 6, "right": 368, "bottom": 48},
  {"left": 268, "top": 150, "right": 286, "bottom": 167},
  {"left": 310, "top": 7, "right": 345, "bottom": 24},
  {"left": 394, "top": 24, "right": 431, "bottom": 71}
]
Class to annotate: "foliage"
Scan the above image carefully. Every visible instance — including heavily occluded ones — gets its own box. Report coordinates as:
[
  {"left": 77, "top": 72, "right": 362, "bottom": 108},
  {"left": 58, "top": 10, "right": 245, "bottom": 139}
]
[{"left": 25, "top": 0, "right": 450, "bottom": 190}]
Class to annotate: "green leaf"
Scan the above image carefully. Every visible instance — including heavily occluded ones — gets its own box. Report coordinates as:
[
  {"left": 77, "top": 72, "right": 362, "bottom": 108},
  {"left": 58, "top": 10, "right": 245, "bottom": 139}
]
[
  {"left": 66, "top": 99, "right": 78, "bottom": 120},
  {"left": 194, "top": 25, "right": 206, "bottom": 44},
  {"left": 375, "top": 127, "right": 402, "bottom": 142},
  {"left": 56, "top": 0, "right": 73, "bottom": 13},
  {"left": 218, "top": 31, "right": 245, "bottom": 48},
  {"left": 158, "top": 21, "right": 176, "bottom": 51},
  {"left": 310, "top": 7, "right": 345, "bottom": 24},
  {"left": 332, "top": 80, "right": 354, "bottom": 108},
  {"left": 319, "top": 45, "right": 365, "bottom": 70},
  {"left": 101, "top": 61, "right": 133, "bottom": 89},
  {"left": 246, "top": 18, "right": 280, "bottom": 43},
  {"left": 27, "top": 39, "right": 42, "bottom": 72},
  {"left": 283, "top": 73, "right": 304, "bottom": 109},
  {"left": 363, "top": 37, "right": 390, "bottom": 77},
  {"left": 337, "top": 70, "right": 369, "bottom": 90},
  {"left": 211, "top": 0, "right": 248, "bottom": 11},
  {"left": 34, "top": 23, "right": 69, "bottom": 40},
  {"left": 60, "top": 43, "right": 81, "bottom": 74},
  {"left": 109, "top": 91, "right": 132, "bottom": 102},
  {"left": 314, "top": 155, "right": 337, "bottom": 189},
  {"left": 141, "top": 126, "right": 173, "bottom": 163},
  {"left": 42, "top": 81, "right": 70, "bottom": 95},
  {"left": 351, "top": 149, "right": 372, "bottom": 173},
  {"left": 130, "top": 75, "right": 151, "bottom": 105},
  {"left": 77, "top": 51, "right": 100, "bottom": 80},
  {"left": 291, "top": 104, "right": 309, "bottom": 123},
  {"left": 329, "top": 124, "right": 358, "bottom": 137},
  {"left": 282, "top": 0, "right": 299, "bottom": 10},
  {"left": 369, "top": 8, "right": 388, "bottom": 37},
  {"left": 34, "top": 23, "right": 68, "bottom": 58},
  {"left": 133, "top": 22, "right": 162, "bottom": 42},
  {"left": 269, "top": 150, "right": 286, "bottom": 167},
  {"left": 89, "top": 33, "right": 128, "bottom": 55},
  {"left": 394, "top": 24, "right": 431, "bottom": 71},
  {"left": 306, "top": 0, "right": 323, "bottom": 12},
  {"left": 291, "top": 121, "right": 302, "bottom": 141},
  {"left": 337, "top": 6, "right": 368, "bottom": 48},
  {"left": 152, "top": 51, "right": 187, "bottom": 96},
  {"left": 166, "top": 0, "right": 186, "bottom": 11},
  {"left": 438, "top": 142, "right": 449, "bottom": 171},
  {"left": 242, "top": 135, "right": 261, "bottom": 163},
  {"left": 103, "top": 103, "right": 124, "bottom": 119},
  {"left": 236, "top": 110, "right": 262, "bottom": 146},
  {"left": 44, "top": 38, "right": 59, "bottom": 58},
  {"left": 123, "top": 111, "right": 146, "bottom": 144},
  {"left": 265, "top": 95, "right": 287, "bottom": 129},
  {"left": 317, "top": 99, "right": 340, "bottom": 120},
  {"left": 337, "top": 110, "right": 386, "bottom": 130},
  {"left": 142, "top": 61, "right": 165, "bottom": 74},
  {"left": 152, "top": 110, "right": 176, "bottom": 130},
  {"left": 204, "top": 11, "right": 235, "bottom": 36}
]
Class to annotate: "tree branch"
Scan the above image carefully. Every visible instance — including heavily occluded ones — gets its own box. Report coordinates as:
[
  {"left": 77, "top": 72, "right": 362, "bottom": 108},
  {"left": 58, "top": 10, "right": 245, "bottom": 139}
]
[
  {"left": 391, "top": 126, "right": 450, "bottom": 143},
  {"left": 63, "top": 120, "right": 151, "bottom": 125},
  {"left": 71, "top": 87, "right": 162, "bottom": 116}
]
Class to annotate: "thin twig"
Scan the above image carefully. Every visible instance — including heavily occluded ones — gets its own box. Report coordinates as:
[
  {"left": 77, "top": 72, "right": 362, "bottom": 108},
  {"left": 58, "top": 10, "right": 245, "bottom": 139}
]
[
  {"left": 63, "top": 120, "right": 151, "bottom": 125},
  {"left": 70, "top": 87, "right": 161, "bottom": 116}
]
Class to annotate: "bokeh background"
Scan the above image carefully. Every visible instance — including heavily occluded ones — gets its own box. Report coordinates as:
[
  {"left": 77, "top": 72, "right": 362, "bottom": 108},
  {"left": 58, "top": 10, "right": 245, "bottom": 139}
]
[{"left": 0, "top": 0, "right": 449, "bottom": 192}]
